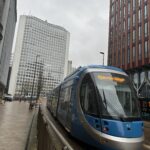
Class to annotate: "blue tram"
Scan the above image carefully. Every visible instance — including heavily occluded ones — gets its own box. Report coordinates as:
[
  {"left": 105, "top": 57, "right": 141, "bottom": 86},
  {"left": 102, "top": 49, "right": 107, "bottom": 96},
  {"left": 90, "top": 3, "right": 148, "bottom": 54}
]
[{"left": 47, "top": 65, "right": 144, "bottom": 150}]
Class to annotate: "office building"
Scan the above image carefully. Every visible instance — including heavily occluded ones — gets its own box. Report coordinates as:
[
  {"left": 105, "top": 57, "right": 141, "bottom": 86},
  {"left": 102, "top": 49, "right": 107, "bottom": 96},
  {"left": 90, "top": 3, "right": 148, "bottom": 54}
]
[
  {"left": 0, "top": 0, "right": 17, "bottom": 97},
  {"left": 67, "top": 60, "right": 76, "bottom": 75},
  {"left": 9, "top": 15, "right": 70, "bottom": 97}
]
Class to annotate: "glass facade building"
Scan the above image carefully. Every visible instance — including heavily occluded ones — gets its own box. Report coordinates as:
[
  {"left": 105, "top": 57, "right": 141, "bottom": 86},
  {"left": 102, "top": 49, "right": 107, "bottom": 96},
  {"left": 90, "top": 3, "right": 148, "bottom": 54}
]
[
  {"left": 0, "top": 0, "right": 17, "bottom": 97},
  {"left": 9, "top": 16, "right": 70, "bottom": 97}
]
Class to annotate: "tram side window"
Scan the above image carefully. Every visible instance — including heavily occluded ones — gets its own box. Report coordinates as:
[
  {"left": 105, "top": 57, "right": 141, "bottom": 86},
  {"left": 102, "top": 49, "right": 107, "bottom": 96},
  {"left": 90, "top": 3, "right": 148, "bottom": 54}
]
[
  {"left": 60, "top": 88, "right": 65, "bottom": 102},
  {"left": 55, "top": 89, "right": 59, "bottom": 100},
  {"left": 64, "top": 87, "right": 72, "bottom": 102},
  {"left": 60, "top": 87, "right": 72, "bottom": 102},
  {"left": 80, "top": 74, "right": 99, "bottom": 116},
  {"left": 59, "top": 86, "right": 72, "bottom": 110}
]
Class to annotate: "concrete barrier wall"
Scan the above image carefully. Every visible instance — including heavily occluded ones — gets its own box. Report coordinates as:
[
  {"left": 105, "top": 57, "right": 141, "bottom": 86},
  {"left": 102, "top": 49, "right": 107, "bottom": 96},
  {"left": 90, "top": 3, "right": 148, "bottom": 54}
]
[{"left": 37, "top": 107, "right": 73, "bottom": 150}]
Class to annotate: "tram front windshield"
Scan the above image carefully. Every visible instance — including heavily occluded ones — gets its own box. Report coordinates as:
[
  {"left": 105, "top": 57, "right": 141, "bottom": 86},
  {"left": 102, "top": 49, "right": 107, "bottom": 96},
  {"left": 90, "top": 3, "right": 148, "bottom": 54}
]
[{"left": 93, "top": 72, "right": 141, "bottom": 120}]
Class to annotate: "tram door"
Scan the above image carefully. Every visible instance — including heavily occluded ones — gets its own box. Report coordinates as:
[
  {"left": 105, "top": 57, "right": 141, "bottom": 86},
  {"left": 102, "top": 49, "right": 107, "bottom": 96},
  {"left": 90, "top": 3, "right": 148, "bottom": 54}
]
[{"left": 65, "top": 86, "right": 72, "bottom": 131}]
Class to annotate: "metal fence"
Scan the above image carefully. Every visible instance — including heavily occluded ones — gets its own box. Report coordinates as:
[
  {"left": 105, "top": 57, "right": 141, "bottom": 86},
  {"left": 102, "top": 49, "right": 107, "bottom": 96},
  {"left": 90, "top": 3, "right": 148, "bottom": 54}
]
[{"left": 37, "top": 107, "right": 74, "bottom": 150}]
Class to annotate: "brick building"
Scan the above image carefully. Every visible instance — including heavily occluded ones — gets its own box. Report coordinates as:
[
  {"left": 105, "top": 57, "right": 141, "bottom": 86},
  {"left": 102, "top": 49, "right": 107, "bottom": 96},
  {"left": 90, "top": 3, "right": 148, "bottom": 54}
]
[{"left": 108, "top": 0, "right": 150, "bottom": 119}]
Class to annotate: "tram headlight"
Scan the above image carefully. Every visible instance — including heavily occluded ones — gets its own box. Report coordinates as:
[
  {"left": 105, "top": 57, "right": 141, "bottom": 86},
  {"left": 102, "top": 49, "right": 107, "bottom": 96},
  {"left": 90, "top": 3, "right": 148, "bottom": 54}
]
[{"left": 103, "top": 127, "right": 109, "bottom": 133}]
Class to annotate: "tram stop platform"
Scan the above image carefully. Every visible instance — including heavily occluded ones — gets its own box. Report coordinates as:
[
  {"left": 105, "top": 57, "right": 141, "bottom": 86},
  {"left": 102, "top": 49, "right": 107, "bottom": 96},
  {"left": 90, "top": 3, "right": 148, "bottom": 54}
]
[{"left": 0, "top": 101, "right": 37, "bottom": 150}]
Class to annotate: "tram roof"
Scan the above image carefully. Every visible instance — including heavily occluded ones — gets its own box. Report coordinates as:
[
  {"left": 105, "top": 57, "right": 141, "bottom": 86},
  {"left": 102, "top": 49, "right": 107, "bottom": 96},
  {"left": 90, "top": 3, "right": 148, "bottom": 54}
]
[{"left": 64, "top": 65, "right": 124, "bottom": 81}]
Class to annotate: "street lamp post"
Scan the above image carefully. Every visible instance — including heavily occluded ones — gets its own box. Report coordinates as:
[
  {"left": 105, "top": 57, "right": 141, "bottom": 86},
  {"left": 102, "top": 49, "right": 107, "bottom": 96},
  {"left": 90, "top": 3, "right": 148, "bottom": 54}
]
[
  {"left": 100, "top": 52, "right": 104, "bottom": 65},
  {"left": 36, "top": 60, "right": 44, "bottom": 101},
  {"left": 30, "top": 55, "right": 40, "bottom": 103}
]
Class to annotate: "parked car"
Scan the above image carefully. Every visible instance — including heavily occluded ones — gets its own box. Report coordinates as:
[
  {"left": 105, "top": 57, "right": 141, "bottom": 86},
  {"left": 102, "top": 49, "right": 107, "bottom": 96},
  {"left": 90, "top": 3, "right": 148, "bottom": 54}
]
[{"left": 3, "top": 94, "right": 13, "bottom": 102}]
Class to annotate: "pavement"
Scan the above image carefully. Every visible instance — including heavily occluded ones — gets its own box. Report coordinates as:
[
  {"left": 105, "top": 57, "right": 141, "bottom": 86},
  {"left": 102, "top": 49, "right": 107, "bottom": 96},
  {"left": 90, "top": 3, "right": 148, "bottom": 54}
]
[
  {"left": 0, "top": 100, "right": 149, "bottom": 150},
  {"left": 0, "top": 101, "right": 36, "bottom": 150},
  {"left": 26, "top": 109, "right": 38, "bottom": 150}
]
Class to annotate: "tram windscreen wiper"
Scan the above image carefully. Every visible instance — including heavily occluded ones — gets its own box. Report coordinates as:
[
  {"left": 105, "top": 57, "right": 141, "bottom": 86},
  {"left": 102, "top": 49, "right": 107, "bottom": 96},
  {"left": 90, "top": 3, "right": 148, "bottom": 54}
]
[{"left": 101, "top": 90, "right": 126, "bottom": 121}]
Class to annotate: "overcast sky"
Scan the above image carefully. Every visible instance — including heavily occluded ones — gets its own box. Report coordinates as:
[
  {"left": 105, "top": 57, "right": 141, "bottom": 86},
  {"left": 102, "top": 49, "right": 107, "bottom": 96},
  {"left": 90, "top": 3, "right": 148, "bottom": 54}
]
[{"left": 17, "top": 0, "right": 110, "bottom": 68}]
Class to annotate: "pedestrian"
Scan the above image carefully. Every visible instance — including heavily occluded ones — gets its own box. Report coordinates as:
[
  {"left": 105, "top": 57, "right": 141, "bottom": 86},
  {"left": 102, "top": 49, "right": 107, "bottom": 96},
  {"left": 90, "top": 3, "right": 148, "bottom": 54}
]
[{"left": 29, "top": 101, "right": 34, "bottom": 110}]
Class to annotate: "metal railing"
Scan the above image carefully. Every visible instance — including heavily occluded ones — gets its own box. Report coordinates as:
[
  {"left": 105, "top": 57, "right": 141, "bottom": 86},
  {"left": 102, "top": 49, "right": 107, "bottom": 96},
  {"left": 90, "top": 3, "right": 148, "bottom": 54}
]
[{"left": 37, "top": 107, "right": 74, "bottom": 150}]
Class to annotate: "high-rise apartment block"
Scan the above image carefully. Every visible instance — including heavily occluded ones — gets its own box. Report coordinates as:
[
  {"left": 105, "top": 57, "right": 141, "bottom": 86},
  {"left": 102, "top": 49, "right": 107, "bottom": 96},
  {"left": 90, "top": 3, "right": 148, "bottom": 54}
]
[
  {"left": 108, "top": 0, "right": 150, "bottom": 118},
  {"left": 0, "top": 0, "right": 17, "bottom": 96},
  {"left": 9, "top": 16, "right": 70, "bottom": 97}
]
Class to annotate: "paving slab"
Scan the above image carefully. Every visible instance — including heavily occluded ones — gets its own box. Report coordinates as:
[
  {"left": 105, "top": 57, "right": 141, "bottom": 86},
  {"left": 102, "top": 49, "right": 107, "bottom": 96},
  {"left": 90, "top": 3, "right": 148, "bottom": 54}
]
[{"left": 0, "top": 101, "right": 35, "bottom": 150}]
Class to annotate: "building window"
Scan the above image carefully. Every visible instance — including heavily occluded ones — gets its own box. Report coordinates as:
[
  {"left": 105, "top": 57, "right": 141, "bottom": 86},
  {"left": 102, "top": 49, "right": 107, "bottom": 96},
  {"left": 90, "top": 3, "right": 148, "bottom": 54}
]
[
  {"left": 122, "top": 36, "right": 125, "bottom": 48},
  {"left": 128, "top": 1, "right": 131, "bottom": 14},
  {"left": 140, "top": 72, "right": 145, "bottom": 84},
  {"left": 139, "top": 25, "right": 141, "bottom": 40},
  {"left": 115, "top": 13, "right": 118, "bottom": 23},
  {"left": 120, "top": 0, "right": 122, "bottom": 8},
  {"left": 127, "top": 33, "right": 130, "bottom": 46},
  {"left": 134, "top": 73, "right": 139, "bottom": 85},
  {"left": 138, "top": 9, "right": 142, "bottom": 23},
  {"left": 138, "top": 0, "right": 142, "bottom": 6},
  {"left": 133, "top": 0, "right": 136, "bottom": 11},
  {"left": 111, "top": 17, "right": 114, "bottom": 27},
  {"left": 133, "top": 46, "right": 136, "bottom": 61},
  {"left": 144, "top": 40, "right": 148, "bottom": 58},
  {"left": 144, "top": 22, "right": 148, "bottom": 37},
  {"left": 123, "top": 20, "right": 126, "bottom": 31},
  {"left": 133, "top": 30, "right": 136, "bottom": 43},
  {"left": 120, "top": 10, "right": 122, "bottom": 21},
  {"left": 123, "top": 6, "right": 126, "bottom": 18},
  {"left": 128, "top": 17, "right": 130, "bottom": 30},
  {"left": 138, "top": 43, "right": 142, "bottom": 60},
  {"left": 111, "top": 3, "right": 115, "bottom": 15},
  {"left": 133, "top": 13, "right": 136, "bottom": 26},
  {"left": 123, "top": 0, "right": 126, "bottom": 5},
  {"left": 127, "top": 48, "right": 130, "bottom": 63},
  {"left": 144, "top": 4, "right": 148, "bottom": 19}
]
